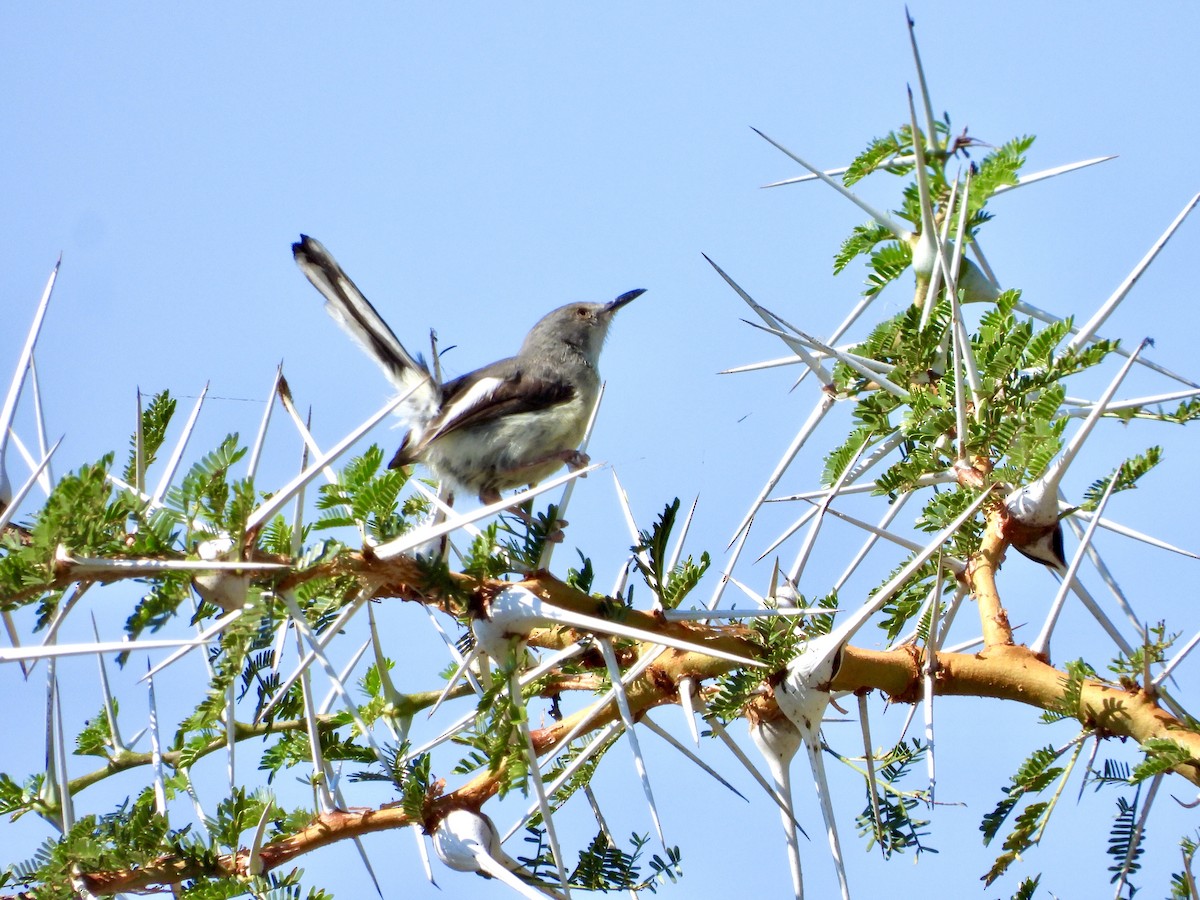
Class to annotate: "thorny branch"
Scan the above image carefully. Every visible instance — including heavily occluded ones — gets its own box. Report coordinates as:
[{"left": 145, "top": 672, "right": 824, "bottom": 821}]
[{"left": 48, "top": 539, "right": 1200, "bottom": 897}]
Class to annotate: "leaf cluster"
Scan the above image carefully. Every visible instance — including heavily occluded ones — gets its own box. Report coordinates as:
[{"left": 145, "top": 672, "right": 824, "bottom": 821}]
[
  {"left": 852, "top": 739, "right": 935, "bottom": 858},
  {"left": 632, "top": 499, "right": 710, "bottom": 610}
]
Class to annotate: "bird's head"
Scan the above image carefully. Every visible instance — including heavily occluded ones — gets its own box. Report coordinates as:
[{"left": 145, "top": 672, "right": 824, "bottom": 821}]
[{"left": 521, "top": 288, "right": 645, "bottom": 365}]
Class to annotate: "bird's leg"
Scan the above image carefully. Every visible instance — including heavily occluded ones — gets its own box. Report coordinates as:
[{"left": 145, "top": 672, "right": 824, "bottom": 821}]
[
  {"left": 557, "top": 449, "right": 591, "bottom": 472},
  {"left": 505, "top": 449, "right": 591, "bottom": 476},
  {"left": 429, "top": 487, "right": 455, "bottom": 561},
  {"left": 477, "top": 449, "right": 592, "bottom": 543}
]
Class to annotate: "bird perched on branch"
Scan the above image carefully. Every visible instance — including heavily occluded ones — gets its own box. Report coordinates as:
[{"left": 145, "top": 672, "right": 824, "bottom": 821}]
[{"left": 292, "top": 235, "right": 643, "bottom": 508}]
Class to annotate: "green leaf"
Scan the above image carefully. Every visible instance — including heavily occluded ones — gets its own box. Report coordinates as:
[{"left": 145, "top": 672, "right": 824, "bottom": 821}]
[
  {"left": 123, "top": 390, "right": 176, "bottom": 487},
  {"left": 1131, "top": 738, "right": 1193, "bottom": 783}
]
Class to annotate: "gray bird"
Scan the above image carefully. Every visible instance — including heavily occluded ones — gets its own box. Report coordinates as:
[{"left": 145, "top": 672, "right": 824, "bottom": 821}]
[{"left": 292, "top": 235, "right": 643, "bottom": 508}]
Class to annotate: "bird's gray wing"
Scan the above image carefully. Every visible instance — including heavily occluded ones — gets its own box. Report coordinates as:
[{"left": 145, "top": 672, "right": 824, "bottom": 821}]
[
  {"left": 434, "top": 363, "right": 576, "bottom": 438},
  {"left": 387, "top": 363, "right": 575, "bottom": 468},
  {"left": 292, "top": 235, "right": 438, "bottom": 422}
]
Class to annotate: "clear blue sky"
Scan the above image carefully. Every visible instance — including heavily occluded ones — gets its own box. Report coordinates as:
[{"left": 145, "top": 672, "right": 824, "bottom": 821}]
[{"left": 3, "top": 4, "right": 1200, "bottom": 898}]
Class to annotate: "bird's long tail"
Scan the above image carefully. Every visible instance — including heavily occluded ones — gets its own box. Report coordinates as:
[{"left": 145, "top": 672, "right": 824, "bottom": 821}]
[{"left": 292, "top": 234, "right": 438, "bottom": 426}]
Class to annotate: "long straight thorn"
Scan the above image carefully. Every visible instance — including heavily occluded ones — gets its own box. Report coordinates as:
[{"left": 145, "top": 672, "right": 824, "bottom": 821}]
[
  {"left": 372, "top": 464, "right": 600, "bottom": 562},
  {"left": 642, "top": 714, "right": 748, "bottom": 801},
  {"left": 677, "top": 676, "right": 702, "bottom": 745},
  {"left": 728, "top": 393, "right": 835, "bottom": 548},
  {"left": 246, "top": 363, "right": 284, "bottom": 482},
  {"left": 152, "top": 383, "right": 209, "bottom": 506},
  {"left": 750, "top": 128, "right": 913, "bottom": 241},
  {"left": 508, "top": 667, "right": 573, "bottom": 898},
  {"left": 806, "top": 738, "right": 851, "bottom": 900},
  {"left": 787, "top": 436, "right": 870, "bottom": 584},
  {"left": 905, "top": 8, "right": 939, "bottom": 157},
  {"left": 1067, "top": 194, "right": 1200, "bottom": 353},
  {"left": 748, "top": 715, "right": 805, "bottom": 899},
  {"left": 90, "top": 614, "right": 125, "bottom": 754},
  {"left": 665, "top": 494, "right": 700, "bottom": 577},
  {"left": 598, "top": 638, "right": 666, "bottom": 846},
  {"left": 247, "top": 386, "right": 422, "bottom": 534},
  {"left": 0, "top": 257, "right": 59, "bottom": 510},
  {"left": 0, "top": 437, "right": 63, "bottom": 535},
  {"left": 427, "top": 643, "right": 484, "bottom": 721},
  {"left": 146, "top": 664, "right": 168, "bottom": 818},
  {"left": 610, "top": 470, "right": 651, "bottom": 591},
  {"left": 28, "top": 354, "right": 52, "bottom": 490},
  {"left": 704, "top": 255, "right": 833, "bottom": 387},
  {"left": 540, "top": 381, "right": 606, "bottom": 570},
  {"left": 858, "top": 693, "right": 884, "bottom": 858},
  {"left": 992, "top": 156, "right": 1117, "bottom": 195}
]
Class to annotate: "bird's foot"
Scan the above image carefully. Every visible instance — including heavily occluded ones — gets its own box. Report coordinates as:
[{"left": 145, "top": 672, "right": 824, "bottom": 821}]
[{"left": 560, "top": 449, "right": 591, "bottom": 473}]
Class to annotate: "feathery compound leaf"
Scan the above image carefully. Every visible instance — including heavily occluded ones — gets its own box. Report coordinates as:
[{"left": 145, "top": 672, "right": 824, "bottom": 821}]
[
  {"left": 843, "top": 130, "right": 910, "bottom": 186},
  {"left": 709, "top": 594, "right": 827, "bottom": 720},
  {"left": 315, "top": 444, "right": 419, "bottom": 541},
  {"left": 542, "top": 730, "right": 620, "bottom": 813},
  {"left": 970, "top": 135, "right": 1036, "bottom": 209},
  {"left": 1080, "top": 448, "right": 1162, "bottom": 509},
  {"left": 852, "top": 739, "right": 935, "bottom": 858},
  {"left": 8, "top": 790, "right": 202, "bottom": 897},
  {"left": 75, "top": 704, "right": 119, "bottom": 758},
  {"left": 822, "top": 427, "right": 874, "bottom": 488},
  {"left": 983, "top": 801, "right": 1051, "bottom": 886},
  {"left": 981, "top": 745, "right": 1065, "bottom": 846},
  {"left": 634, "top": 498, "right": 708, "bottom": 609},
  {"left": 1106, "top": 791, "right": 1145, "bottom": 885},
  {"left": 979, "top": 735, "right": 1086, "bottom": 887},
  {"left": 571, "top": 831, "right": 656, "bottom": 892},
  {"left": 1024, "top": 321, "right": 1072, "bottom": 370},
  {"left": 123, "top": 390, "right": 176, "bottom": 486},
  {"left": 1131, "top": 738, "right": 1194, "bottom": 783},
  {"left": 878, "top": 558, "right": 954, "bottom": 641},
  {"left": 1160, "top": 397, "right": 1200, "bottom": 424},
  {"left": 1040, "top": 658, "right": 1095, "bottom": 723},
  {"left": 1108, "top": 621, "right": 1177, "bottom": 681},
  {"left": 1168, "top": 832, "right": 1199, "bottom": 899},
  {"left": 865, "top": 241, "right": 913, "bottom": 296},
  {"left": 169, "top": 434, "right": 249, "bottom": 541},
  {"left": 835, "top": 222, "right": 896, "bottom": 275}
]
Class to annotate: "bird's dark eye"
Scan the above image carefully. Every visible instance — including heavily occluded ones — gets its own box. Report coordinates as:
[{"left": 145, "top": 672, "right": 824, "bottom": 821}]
[{"left": 576, "top": 308, "right": 589, "bottom": 318}]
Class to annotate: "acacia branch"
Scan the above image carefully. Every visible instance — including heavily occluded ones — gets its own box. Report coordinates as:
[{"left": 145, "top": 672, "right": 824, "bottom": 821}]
[
  {"left": 74, "top": 575, "right": 1200, "bottom": 895},
  {"left": 969, "top": 506, "right": 1016, "bottom": 647}
]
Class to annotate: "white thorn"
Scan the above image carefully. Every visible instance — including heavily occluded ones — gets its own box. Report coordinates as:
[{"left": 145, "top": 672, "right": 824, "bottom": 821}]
[
  {"left": 858, "top": 694, "right": 885, "bottom": 858},
  {"left": 677, "top": 676, "right": 702, "bottom": 745},
  {"left": 992, "top": 156, "right": 1116, "bottom": 195},
  {"left": 151, "top": 383, "right": 209, "bottom": 506},
  {"left": 751, "top": 128, "right": 912, "bottom": 242},
  {"left": 371, "top": 464, "right": 600, "bottom": 562},
  {"left": 426, "top": 643, "right": 484, "bottom": 721},
  {"left": 247, "top": 386, "right": 423, "bottom": 533},
  {"left": 540, "top": 382, "right": 605, "bottom": 570},
  {"left": 598, "top": 638, "right": 666, "bottom": 847},
  {"left": 1067, "top": 193, "right": 1200, "bottom": 353},
  {"left": 0, "top": 258, "right": 60, "bottom": 508},
  {"left": 642, "top": 713, "right": 748, "bottom": 800},
  {"left": 246, "top": 363, "right": 283, "bottom": 482},
  {"left": 508, "top": 666, "right": 573, "bottom": 898},
  {"left": 1032, "top": 467, "right": 1125, "bottom": 658},
  {"left": 749, "top": 715, "right": 806, "bottom": 899},
  {"left": 728, "top": 394, "right": 835, "bottom": 548},
  {"left": 1006, "top": 340, "right": 1148, "bottom": 529},
  {"left": 704, "top": 254, "right": 834, "bottom": 387}
]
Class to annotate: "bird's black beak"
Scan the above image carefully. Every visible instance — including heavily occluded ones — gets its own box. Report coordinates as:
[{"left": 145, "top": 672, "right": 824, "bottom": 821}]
[{"left": 606, "top": 288, "right": 646, "bottom": 314}]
